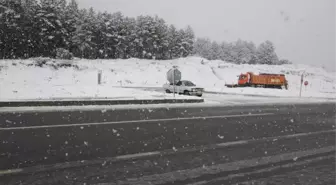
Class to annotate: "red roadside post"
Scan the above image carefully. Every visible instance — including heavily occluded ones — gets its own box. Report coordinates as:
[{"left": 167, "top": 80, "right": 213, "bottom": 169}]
[{"left": 304, "top": 81, "right": 308, "bottom": 91}]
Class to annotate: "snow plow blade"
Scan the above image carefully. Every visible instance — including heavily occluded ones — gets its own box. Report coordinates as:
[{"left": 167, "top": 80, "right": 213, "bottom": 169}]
[{"left": 225, "top": 84, "right": 238, "bottom": 88}]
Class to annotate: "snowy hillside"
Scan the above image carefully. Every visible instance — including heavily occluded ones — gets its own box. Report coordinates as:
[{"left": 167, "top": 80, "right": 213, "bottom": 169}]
[{"left": 0, "top": 57, "right": 335, "bottom": 100}]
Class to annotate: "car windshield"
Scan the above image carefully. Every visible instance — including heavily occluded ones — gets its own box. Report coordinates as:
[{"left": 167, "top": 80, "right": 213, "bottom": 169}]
[
  {"left": 184, "top": 81, "right": 196, "bottom": 86},
  {"left": 239, "top": 75, "right": 247, "bottom": 80}
]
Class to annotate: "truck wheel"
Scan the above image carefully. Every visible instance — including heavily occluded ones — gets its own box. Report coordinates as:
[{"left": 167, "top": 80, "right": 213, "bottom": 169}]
[
  {"left": 197, "top": 94, "right": 203, "bottom": 97},
  {"left": 184, "top": 91, "right": 190, "bottom": 95},
  {"left": 166, "top": 89, "right": 171, "bottom": 93}
]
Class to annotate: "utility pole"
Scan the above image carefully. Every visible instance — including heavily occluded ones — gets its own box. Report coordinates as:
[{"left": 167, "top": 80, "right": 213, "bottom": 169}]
[{"left": 173, "top": 68, "right": 175, "bottom": 97}]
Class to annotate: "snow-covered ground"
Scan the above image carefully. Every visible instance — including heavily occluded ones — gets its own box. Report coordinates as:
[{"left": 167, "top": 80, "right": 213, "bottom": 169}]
[
  {"left": 0, "top": 85, "right": 198, "bottom": 101},
  {"left": 0, "top": 57, "right": 335, "bottom": 100}
]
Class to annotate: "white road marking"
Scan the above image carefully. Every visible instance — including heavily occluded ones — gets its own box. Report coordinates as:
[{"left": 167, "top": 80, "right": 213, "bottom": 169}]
[
  {"left": 0, "top": 113, "right": 274, "bottom": 130},
  {"left": 186, "top": 181, "right": 208, "bottom": 185},
  {"left": 215, "top": 129, "right": 336, "bottom": 148},
  {"left": 277, "top": 130, "right": 335, "bottom": 139},
  {"left": 0, "top": 168, "right": 23, "bottom": 175},
  {"left": 115, "top": 152, "right": 160, "bottom": 160},
  {"left": 216, "top": 140, "right": 248, "bottom": 147}
]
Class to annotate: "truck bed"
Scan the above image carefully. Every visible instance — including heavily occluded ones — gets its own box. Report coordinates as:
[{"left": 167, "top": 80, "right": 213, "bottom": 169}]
[{"left": 250, "top": 74, "right": 286, "bottom": 86}]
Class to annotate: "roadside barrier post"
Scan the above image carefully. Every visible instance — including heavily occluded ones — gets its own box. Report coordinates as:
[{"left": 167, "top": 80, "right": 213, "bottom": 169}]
[{"left": 98, "top": 70, "right": 102, "bottom": 85}]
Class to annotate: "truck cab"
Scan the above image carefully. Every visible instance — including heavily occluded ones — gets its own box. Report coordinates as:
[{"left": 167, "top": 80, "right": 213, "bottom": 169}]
[{"left": 238, "top": 73, "right": 250, "bottom": 85}]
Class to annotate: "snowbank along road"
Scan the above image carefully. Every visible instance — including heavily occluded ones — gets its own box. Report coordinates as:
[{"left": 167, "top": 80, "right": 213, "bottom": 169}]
[{"left": 0, "top": 102, "right": 335, "bottom": 184}]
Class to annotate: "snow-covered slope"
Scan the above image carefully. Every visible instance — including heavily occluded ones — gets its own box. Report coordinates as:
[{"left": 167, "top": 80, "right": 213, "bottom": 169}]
[{"left": 0, "top": 57, "right": 335, "bottom": 100}]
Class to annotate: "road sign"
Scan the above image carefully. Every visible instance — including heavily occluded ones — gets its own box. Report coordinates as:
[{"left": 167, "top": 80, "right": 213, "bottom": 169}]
[
  {"left": 167, "top": 68, "right": 181, "bottom": 84},
  {"left": 304, "top": 81, "right": 308, "bottom": 86},
  {"left": 167, "top": 67, "right": 181, "bottom": 98}
]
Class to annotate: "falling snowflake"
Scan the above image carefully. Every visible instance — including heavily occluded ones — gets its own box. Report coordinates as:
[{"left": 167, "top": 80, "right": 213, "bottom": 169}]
[
  {"left": 5, "top": 120, "right": 12, "bottom": 124},
  {"left": 290, "top": 119, "right": 294, "bottom": 123},
  {"left": 293, "top": 157, "right": 298, "bottom": 161},
  {"left": 172, "top": 146, "right": 177, "bottom": 152},
  {"left": 112, "top": 129, "right": 117, "bottom": 133},
  {"left": 102, "top": 161, "right": 107, "bottom": 166},
  {"left": 218, "top": 135, "right": 224, "bottom": 139},
  {"left": 84, "top": 141, "right": 88, "bottom": 146},
  {"left": 65, "top": 153, "right": 68, "bottom": 157}
]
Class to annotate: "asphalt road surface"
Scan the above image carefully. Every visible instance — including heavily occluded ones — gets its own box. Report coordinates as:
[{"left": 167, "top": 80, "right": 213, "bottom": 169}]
[{"left": 0, "top": 102, "right": 335, "bottom": 185}]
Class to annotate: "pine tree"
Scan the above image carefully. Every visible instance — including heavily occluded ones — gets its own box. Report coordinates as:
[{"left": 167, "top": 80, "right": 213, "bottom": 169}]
[
  {"left": 151, "top": 16, "right": 169, "bottom": 59},
  {"left": 167, "top": 25, "right": 179, "bottom": 59},
  {"left": 0, "top": 0, "right": 28, "bottom": 58},
  {"left": 219, "top": 41, "right": 232, "bottom": 62},
  {"left": 33, "top": 0, "right": 69, "bottom": 57},
  {"left": 180, "top": 25, "right": 195, "bottom": 57},
  {"left": 122, "top": 17, "right": 137, "bottom": 58},
  {"left": 232, "top": 39, "right": 257, "bottom": 64},
  {"left": 61, "top": 0, "right": 79, "bottom": 53},
  {"left": 135, "top": 15, "right": 156, "bottom": 59},
  {"left": 209, "top": 41, "right": 220, "bottom": 60},
  {"left": 257, "top": 40, "right": 279, "bottom": 64},
  {"left": 192, "top": 38, "right": 212, "bottom": 59},
  {"left": 71, "top": 8, "right": 96, "bottom": 58}
]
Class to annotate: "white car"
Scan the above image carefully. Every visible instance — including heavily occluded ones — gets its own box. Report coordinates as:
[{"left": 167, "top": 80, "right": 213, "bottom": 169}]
[{"left": 163, "top": 80, "right": 204, "bottom": 97}]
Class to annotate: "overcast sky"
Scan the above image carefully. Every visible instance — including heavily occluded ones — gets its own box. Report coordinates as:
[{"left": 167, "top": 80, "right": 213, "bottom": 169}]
[{"left": 77, "top": 0, "right": 335, "bottom": 69}]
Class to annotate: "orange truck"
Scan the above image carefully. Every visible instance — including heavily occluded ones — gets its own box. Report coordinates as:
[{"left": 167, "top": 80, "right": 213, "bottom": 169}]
[{"left": 225, "top": 72, "right": 288, "bottom": 89}]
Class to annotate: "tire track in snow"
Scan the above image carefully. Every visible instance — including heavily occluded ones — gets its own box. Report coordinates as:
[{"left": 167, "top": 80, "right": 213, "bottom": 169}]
[{"left": 210, "top": 67, "right": 223, "bottom": 80}]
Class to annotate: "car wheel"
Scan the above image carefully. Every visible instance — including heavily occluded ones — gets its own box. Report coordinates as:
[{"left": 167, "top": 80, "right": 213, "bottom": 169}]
[
  {"left": 197, "top": 94, "right": 203, "bottom": 97},
  {"left": 184, "top": 91, "right": 190, "bottom": 95},
  {"left": 166, "top": 89, "right": 171, "bottom": 93}
]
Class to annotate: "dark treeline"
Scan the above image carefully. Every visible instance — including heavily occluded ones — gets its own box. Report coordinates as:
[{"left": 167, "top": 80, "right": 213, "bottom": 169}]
[
  {"left": 193, "top": 38, "right": 291, "bottom": 65},
  {"left": 0, "top": 0, "right": 290, "bottom": 64},
  {"left": 0, "top": 0, "right": 194, "bottom": 60}
]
